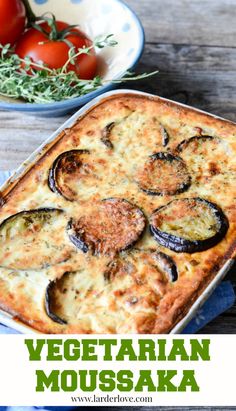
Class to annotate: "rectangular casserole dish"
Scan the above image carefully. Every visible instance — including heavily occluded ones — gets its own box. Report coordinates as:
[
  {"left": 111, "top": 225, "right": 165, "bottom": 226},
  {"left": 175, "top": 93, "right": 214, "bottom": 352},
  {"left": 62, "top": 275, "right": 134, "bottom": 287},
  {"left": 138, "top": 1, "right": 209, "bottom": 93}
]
[{"left": 0, "top": 89, "right": 235, "bottom": 334}]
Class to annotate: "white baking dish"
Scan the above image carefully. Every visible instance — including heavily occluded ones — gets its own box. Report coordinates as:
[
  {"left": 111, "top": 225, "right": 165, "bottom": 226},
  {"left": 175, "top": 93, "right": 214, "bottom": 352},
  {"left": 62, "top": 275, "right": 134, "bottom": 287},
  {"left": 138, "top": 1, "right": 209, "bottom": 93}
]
[{"left": 0, "top": 89, "right": 235, "bottom": 334}]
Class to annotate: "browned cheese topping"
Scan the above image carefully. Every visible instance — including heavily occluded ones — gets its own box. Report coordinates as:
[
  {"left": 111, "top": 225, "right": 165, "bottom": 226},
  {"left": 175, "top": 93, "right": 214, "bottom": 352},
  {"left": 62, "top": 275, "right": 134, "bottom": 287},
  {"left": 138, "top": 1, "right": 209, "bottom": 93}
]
[
  {"left": 136, "top": 152, "right": 191, "bottom": 196},
  {"left": 68, "top": 198, "right": 146, "bottom": 255}
]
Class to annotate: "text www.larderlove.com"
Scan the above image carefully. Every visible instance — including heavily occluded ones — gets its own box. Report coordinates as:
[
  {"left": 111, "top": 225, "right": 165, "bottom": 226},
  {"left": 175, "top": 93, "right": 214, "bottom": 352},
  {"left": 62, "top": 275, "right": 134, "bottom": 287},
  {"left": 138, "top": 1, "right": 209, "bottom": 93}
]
[{"left": 71, "top": 394, "right": 152, "bottom": 404}]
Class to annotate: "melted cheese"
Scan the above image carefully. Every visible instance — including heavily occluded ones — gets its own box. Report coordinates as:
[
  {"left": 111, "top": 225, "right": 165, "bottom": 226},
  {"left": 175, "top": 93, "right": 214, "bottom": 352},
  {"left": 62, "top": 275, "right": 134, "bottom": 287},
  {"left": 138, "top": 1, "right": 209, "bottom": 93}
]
[{"left": 0, "top": 94, "right": 235, "bottom": 334}]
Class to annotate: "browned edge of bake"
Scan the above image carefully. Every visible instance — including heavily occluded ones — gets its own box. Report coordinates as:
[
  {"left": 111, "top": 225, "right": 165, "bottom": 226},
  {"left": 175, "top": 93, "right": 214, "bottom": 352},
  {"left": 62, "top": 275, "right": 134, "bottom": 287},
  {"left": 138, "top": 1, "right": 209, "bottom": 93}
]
[{"left": 161, "top": 251, "right": 236, "bottom": 334}]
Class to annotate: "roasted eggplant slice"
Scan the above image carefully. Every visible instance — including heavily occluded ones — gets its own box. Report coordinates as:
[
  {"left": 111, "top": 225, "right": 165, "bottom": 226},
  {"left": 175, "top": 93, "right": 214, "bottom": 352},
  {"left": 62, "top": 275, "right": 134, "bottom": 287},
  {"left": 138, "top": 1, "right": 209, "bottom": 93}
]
[
  {"left": 0, "top": 209, "right": 74, "bottom": 270},
  {"left": 154, "top": 252, "right": 178, "bottom": 282},
  {"left": 102, "top": 248, "right": 176, "bottom": 310},
  {"left": 48, "top": 149, "right": 95, "bottom": 201},
  {"left": 136, "top": 152, "right": 191, "bottom": 196},
  {"left": 45, "top": 248, "right": 177, "bottom": 329},
  {"left": 176, "top": 135, "right": 231, "bottom": 180},
  {"left": 101, "top": 122, "right": 115, "bottom": 149},
  {"left": 67, "top": 198, "right": 146, "bottom": 255},
  {"left": 176, "top": 135, "right": 215, "bottom": 153},
  {"left": 45, "top": 267, "right": 104, "bottom": 326},
  {"left": 104, "top": 249, "right": 178, "bottom": 284},
  {"left": 150, "top": 198, "right": 229, "bottom": 253},
  {"left": 45, "top": 279, "right": 68, "bottom": 325}
]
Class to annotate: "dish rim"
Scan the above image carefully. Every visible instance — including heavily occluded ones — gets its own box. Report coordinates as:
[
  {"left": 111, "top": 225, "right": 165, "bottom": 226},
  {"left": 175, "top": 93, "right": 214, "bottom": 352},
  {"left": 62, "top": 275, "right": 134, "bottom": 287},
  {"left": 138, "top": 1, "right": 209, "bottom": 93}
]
[{"left": 0, "top": 88, "right": 235, "bottom": 334}]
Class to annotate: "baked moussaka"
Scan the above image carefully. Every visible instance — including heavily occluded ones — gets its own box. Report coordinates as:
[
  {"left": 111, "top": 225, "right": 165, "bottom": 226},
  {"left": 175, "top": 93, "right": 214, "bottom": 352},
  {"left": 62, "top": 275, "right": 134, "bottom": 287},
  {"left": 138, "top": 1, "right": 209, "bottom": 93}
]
[{"left": 0, "top": 93, "right": 235, "bottom": 333}]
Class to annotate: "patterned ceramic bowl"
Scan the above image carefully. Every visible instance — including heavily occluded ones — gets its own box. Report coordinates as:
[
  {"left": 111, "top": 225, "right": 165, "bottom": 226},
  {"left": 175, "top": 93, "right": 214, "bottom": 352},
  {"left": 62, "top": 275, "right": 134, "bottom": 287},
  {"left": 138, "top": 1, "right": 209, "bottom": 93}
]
[{"left": 0, "top": 0, "right": 144, "bottom": 116}]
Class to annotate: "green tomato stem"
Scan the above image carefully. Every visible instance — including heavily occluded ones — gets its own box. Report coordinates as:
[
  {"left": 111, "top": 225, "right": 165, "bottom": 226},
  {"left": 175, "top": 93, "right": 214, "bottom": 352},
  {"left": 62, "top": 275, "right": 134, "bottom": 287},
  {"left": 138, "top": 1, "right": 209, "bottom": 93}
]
[{"left": 21, "top": 0, "right": 37, "bottom": 25}]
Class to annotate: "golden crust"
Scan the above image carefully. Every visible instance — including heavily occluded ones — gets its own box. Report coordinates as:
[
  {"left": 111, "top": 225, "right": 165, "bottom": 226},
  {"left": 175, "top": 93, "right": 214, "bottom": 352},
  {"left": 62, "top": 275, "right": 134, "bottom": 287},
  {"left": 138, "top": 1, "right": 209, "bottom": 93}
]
[
  {"left": 68, "top": 198, "right": 146, "bottom": 255},
  {"left": 0, "top": 93, "right": 235, "bottom": 334}
]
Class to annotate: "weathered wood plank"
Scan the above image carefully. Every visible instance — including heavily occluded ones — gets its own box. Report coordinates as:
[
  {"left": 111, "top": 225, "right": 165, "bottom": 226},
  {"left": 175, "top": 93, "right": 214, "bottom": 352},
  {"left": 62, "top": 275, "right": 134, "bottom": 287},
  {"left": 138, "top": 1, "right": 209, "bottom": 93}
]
[
  {"left": 0, "top": 43, "right": 235, "bottom": 170},
  {"left": 0, "top": 111, "right": 69, "bottom": 170},
  {"left": 200, "top": 313, "right": 236, "bottom": 334},
  {"left": 126, "top": 0, "right": 236, "bottom": 47},
  {"left": 126, "top": 43, "right": 236, "bottom": 122}
]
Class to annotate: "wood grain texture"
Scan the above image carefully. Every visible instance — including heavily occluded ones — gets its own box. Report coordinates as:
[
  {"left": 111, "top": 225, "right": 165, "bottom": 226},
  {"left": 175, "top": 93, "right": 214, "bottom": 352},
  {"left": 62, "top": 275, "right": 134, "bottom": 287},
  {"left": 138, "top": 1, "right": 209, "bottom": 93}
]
[
  {"left": 93, "top": 408, "right": 235, "bottom": 411},
  {"left": 0, "top": 111, "right": 69, "bottom": 170},
  {"left": 0, "top": 0, "right": 235, "bottom": 335},
  {"left": 1, "top": 43, "right": 235, "bottom": 169},
  {"left": 130, "top": 43, "right": 236, "bottom": 122},
  {"left": 126, "top": 0, "right": 236, "bottom": 47}
]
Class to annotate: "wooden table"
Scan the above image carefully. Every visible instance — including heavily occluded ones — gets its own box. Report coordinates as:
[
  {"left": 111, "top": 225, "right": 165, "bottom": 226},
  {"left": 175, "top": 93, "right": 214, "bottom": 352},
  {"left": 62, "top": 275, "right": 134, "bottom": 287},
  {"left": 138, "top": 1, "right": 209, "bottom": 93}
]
[{"left": 0, "top": 0, "right": 235, "bottom": 334}]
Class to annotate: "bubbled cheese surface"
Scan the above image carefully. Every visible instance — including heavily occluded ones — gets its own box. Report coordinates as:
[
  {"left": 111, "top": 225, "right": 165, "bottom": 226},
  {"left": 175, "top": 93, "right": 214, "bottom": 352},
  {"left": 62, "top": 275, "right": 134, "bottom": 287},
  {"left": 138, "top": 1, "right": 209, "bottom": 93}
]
[{"left": 0, "top": 94, "right": 235, "bottom": 334}]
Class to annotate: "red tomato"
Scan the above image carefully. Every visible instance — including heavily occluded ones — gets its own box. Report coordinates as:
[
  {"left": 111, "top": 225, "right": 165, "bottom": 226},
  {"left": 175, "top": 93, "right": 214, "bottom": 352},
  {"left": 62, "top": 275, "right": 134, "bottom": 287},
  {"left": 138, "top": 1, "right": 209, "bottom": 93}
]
[
  {"left": 15, "top": 21, "right": 97, "bottom": 80},
  {"left": 0, "top": 0, "right": 26, "bottom": 46}
]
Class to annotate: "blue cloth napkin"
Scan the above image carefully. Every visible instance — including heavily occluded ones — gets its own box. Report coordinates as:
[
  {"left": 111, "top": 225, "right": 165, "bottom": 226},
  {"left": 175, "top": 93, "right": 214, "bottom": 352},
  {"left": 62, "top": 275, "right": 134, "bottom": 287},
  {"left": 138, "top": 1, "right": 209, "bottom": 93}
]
[{"left": 0, "top": 171, "right": 235, "bottom": 411}]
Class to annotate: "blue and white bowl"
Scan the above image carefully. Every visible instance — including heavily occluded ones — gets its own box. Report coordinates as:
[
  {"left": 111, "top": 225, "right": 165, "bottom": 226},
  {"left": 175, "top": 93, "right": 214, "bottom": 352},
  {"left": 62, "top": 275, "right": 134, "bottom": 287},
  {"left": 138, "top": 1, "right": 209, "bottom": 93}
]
[{"left": 0, "top": 0, "right": 144, "bottom": 116}]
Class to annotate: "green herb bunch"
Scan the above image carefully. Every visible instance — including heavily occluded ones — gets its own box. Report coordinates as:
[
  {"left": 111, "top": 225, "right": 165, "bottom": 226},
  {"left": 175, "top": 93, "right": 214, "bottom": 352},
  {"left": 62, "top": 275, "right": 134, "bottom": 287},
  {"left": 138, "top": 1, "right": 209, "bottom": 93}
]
[{"left": 0, "top": 35, "right": 157, "bottom": 104}]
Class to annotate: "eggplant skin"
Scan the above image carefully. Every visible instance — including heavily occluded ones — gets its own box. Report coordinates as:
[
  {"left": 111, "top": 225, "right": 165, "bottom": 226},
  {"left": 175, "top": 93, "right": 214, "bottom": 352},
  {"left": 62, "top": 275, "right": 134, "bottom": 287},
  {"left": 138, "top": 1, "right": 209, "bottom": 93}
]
[
  {"left": 155, "top": 252, "right": 178, "bottom": 282},
  {"left": 150, "top": 198, "right": 229, "bottom": 253},
  {"left": 101, "top": 122, "right": 115, "bottom": 149},
  {"left": 176, "top": 135, "right": 215, "bottom": 153},
  {"left": 0, "top": 208, "right": 74, "bottom": 271},
  {"left": 48, "top": 149, "right": 90, "bottom": 201},
  {"left": 161, "top": 126, "right": 170, "bottom": 147},
  {"left": 67, "top": 219, "right": 89, "bottom": 253},
  {"left": 0, "top": 207, "right": 63, "bottom": 231},
  {"left": 67, "top": 198, "right": 146, "bottom": 256},
  {"left": 137, "top": 152, "right": 191, "bottom": 196},
  {"left": 103, "top": 248, "right": 178, "bottom": 285},
  {"left": 45, "top": 280, "right": 67, "bottom": 325}
]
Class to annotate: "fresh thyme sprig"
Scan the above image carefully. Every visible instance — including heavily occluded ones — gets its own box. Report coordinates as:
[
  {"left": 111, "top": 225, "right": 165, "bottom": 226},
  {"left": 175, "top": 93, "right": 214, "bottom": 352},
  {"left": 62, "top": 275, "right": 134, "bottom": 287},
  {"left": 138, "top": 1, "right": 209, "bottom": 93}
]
[{"left": 0, "top": 35, "right": 158, "bottom": 104}]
